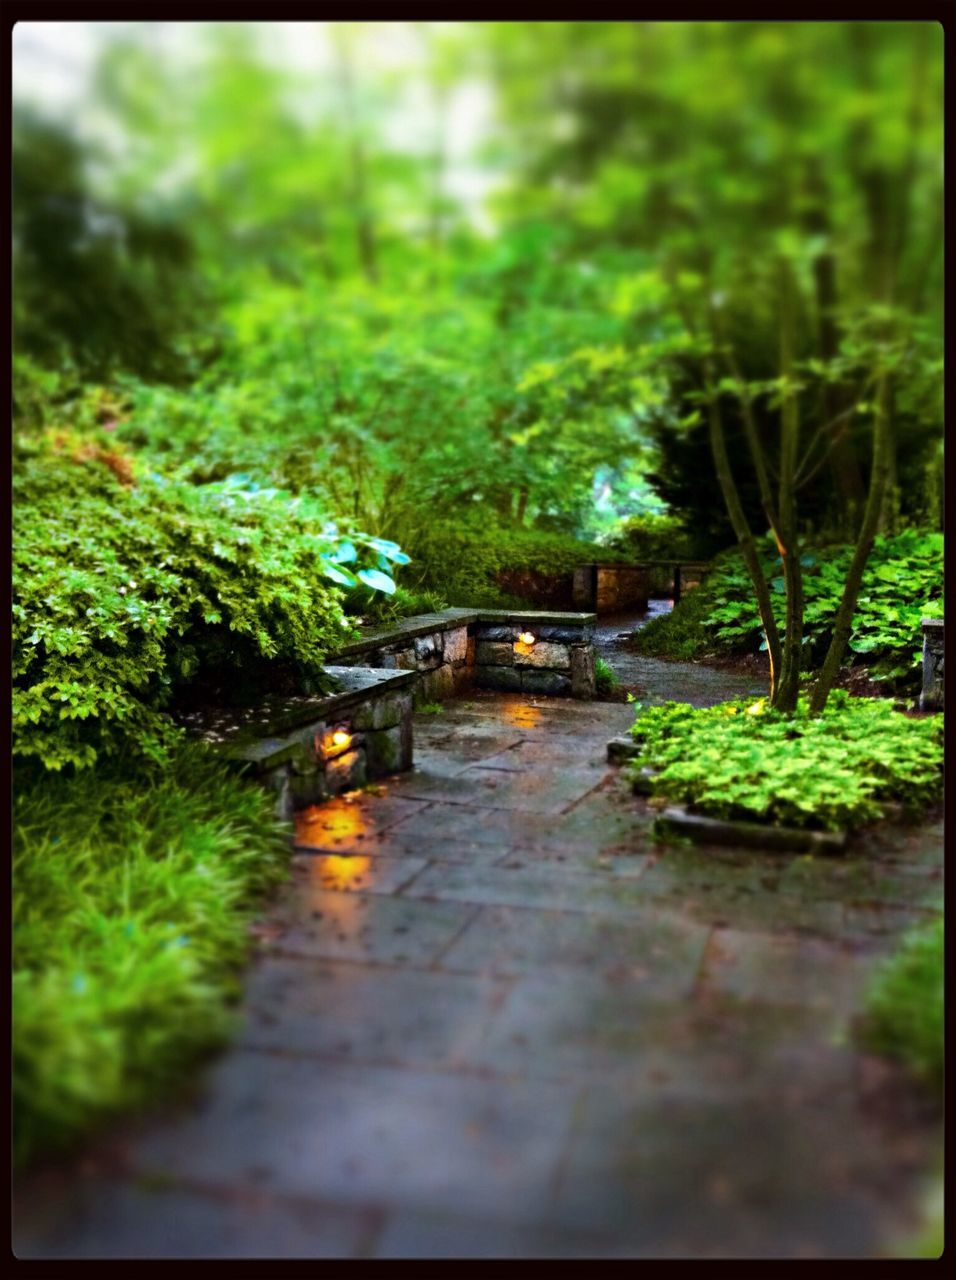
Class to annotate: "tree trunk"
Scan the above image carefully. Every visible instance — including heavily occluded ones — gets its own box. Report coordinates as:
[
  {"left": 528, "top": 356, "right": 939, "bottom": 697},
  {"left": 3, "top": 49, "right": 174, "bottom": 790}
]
[
  {"left": 774, "top": 259, "right": 804, "bottom": 712},
  {"left": 808, "top": 369, "right": 892, "bottom": 714},
  {"left": 705, "top": 376, "right": 782, "bottom": 702}
]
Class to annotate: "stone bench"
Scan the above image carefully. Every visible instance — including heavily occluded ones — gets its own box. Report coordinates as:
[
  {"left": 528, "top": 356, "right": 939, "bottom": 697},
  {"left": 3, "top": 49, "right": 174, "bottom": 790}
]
[
  {"left": 178, "top": 666, "right": 416, "bottom": 818},
  {"left": 334, "top": 607, "right": 597, "bottom": 701}
]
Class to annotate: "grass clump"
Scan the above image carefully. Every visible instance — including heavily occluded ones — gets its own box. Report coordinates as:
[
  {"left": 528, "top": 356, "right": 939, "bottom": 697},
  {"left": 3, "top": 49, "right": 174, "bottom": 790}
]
[
  {"left": 860, "top": 916, "right": 944, "bottom": 1095},
  {"left": 628, "top": 691, "right": 943, "bottom": 831},
  {"left": 13, "top": 746, "right": 290, "bottom": 1170},
  {"left": 595, "top": 657, "right": 621, "bottom": 694}
]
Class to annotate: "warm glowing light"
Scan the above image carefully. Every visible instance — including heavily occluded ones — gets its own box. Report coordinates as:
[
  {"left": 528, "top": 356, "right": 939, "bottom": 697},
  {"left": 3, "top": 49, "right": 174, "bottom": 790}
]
[
  {"left": 294, "top": 795, "right": 370, "bottom": 849},
  {"left": 503, "top": 702, "right": 542, "bottom": 729},
  {"left": 518, "top": 631, "right": 536, "bottom": 645},
  {"left": 317, "top": 854, "right": 372, "bottom": 891},
  {"left": 320, "top": 724, "right": 353, "bottom": 756}
]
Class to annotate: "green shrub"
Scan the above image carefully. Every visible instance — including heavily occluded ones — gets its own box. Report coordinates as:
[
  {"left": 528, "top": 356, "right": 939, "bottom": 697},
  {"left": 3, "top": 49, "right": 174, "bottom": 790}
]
[
  {"left": 860, "top": 916, "right": 943, "bottom": 1094},
  {"left": 13, "top": 433, "right": 407, "bottom": 770},
  {"left": 405, "top": 518, "right": 626, "bottom": 608},
  {"left": 628, "top": 691, "right": 943, "bottom": 831},
  {"left": 12, "top": 747, "right": 290, "bottom": 1169},
  {"left": 633, "top": 530, "right": 943, "bottom": 690}
]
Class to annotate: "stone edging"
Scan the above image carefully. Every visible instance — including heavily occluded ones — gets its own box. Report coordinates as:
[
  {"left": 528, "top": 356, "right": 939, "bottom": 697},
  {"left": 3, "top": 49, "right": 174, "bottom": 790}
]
[{"left": 654, "top": 806, "right": 848, "bottom": 855}]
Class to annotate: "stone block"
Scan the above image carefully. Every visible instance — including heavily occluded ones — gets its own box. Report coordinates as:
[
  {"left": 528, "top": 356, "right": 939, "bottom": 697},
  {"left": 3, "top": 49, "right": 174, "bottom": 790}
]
[
  {"left": 920, "top": 618, "right": 944, "bottom": 712},
  {"left": 453, "top": 664, "right": 475, "bottom": 694},
  {"left": 607, "top": 735, "right": 640, "bottom": 764},
  {"left": 288, "top": 768, "right": 331, "bottom": 809},
  {"left": 535, "top": 625, "right": 592, "bottom": 643},
  {"left": 365, "top": 722, "right": 413, "bottom": 776},
  {"left": 325, "top": 748, "right": 367, "bottom": 793},
  {"left": 352, "top": 691, "right": 413, "bottom": 732},
  {"left": 476, "top": 641, "right": 514, "bottom": 666},
  {"left": 570, "top": 645, "right": 596, "bottom": 699},
  {"left": 475, "top": 625, "right": 516, "bottom": 643},
  {"left": 265, "top": 765, "right": 295, "bottom": 821},
  {"left": 443, "top": 626, "right": 468, "bottom": 665},
  {"left": 414, "top": 632, "right": 444, "bottom": 668},
  {"left": 418, "top": 664, "right": 455, "bottom": 704},
  {"left": 514, "top": 641, "right": 571, "bottom": 671},
  {"left": 521, "top": 670, "right": 572, "bottom": 696},
  {"left": 475, "top": 665, "right": 522, "bottom": 691}
]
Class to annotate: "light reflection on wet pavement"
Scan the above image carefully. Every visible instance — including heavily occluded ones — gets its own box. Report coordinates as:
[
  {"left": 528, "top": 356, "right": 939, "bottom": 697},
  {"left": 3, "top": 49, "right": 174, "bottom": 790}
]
[{"left": 14, "top": 600, "right": 942, "bottom": 1259}]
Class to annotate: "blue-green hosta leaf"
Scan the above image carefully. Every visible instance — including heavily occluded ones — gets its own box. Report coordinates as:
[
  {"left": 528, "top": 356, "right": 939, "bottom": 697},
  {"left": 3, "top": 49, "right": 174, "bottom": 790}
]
[
  {"left": 320, "top": 563, "right": 358, "bottom": 587},
  {"left": 357, "top": 568, "right": 396, "bottom": 594},
  {"left": 364, "top": 537, "right": 408, "bottom": 563},
  {"left": 329, "top": 540, "right": 357, "bottom": 564}
]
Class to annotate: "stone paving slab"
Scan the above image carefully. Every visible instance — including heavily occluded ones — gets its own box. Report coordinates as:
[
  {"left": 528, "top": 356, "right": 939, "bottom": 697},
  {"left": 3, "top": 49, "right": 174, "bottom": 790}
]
[
  {"left": 370, "top": 1208, "right": 613, "bottom": 1258},
  {"left": 127, "top": 1051, "right": 583, "bottom": 1226},
  {"left": 439, "top": 903, "right": 709, "bottom": 982},
  {"left": 553, "top": 1087, "right": 935, "bottom": 1253},
  {"left": 293, "top": 793, "right": 431, "bottom": 852},
  {"left": 265, "top": 886, "right": 478, "bottom": 967},
  {"left": 394, "top": 760, "right": 608, "bottom": 815},
  {"left": 239, "top": 956, "right": 511, "bottom": 1070},
  {"left": 697, "top": 928, "right": 876, "bottom": 1018},
  {"left": 402, "top": 859, "right": 658, "bottom": 917},
  {"left": 14, "top": 1178, "right": 380, "bottom": 1260}
]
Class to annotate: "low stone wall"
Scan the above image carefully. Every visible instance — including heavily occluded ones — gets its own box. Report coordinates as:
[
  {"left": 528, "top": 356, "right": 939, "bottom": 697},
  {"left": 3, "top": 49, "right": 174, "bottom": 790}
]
[
  {"left": 335, "top": 609, "right": 478, "bottom": 706},
  {"left": 335, "top": 607, "right": 596, "bottom": 700},
  {"left": 179, "top": 667, "right": 416, "bottom": 818},
  {"left": 472, "top": 610, "right": 595, "bottom": 698},
  {"left": 572, "top": 564, "right": 649, "bottom": 612},
  {"left": 920, "top": 618, "right": 944, "bottom": 712}
]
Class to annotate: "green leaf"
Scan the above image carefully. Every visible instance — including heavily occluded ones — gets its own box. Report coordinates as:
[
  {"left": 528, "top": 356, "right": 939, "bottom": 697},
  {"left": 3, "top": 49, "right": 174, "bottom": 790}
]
[{"left": 357, "top": 568, "right": 396, "bottom": 594}]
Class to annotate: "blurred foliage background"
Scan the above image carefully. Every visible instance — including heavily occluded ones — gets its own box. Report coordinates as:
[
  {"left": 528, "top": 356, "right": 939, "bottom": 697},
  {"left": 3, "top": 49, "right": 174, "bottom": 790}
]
[{"left": 14, "top": 20, "right": 942, "bottom": 553}]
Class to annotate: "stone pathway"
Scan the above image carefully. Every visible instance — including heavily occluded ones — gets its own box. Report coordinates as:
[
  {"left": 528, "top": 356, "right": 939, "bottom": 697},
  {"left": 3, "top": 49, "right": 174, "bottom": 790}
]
[{"left": 14, "top": 609, "right": 943, "bottom": 1258}]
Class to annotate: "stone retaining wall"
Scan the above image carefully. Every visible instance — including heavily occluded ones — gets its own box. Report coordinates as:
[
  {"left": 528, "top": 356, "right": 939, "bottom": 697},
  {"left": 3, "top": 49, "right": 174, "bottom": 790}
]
[
  {"left": 180, "top": 667, "right": 416, "bottom": 818},
  {"left": 572, "top": 564, "right": 650, "bottom": 612},
  {"left": 335, "top": 607, "right": 596, "bottom": 701},
  {"left": 335, "top": 609, "right": 478, "bottom": 706},
  {"left": 471, "top": 611, "right": 595, "bottom": 698}
]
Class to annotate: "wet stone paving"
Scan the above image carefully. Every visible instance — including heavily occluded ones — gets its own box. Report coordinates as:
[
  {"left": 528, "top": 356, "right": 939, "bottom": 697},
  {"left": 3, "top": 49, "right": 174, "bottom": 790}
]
[{"left": 15, "top": 608, "right": 944, "bottom": 1258}]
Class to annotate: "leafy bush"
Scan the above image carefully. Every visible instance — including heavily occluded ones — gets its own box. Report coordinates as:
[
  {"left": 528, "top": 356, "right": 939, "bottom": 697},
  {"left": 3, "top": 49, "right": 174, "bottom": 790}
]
[
  {"left": 405, "top": 518, "right": 626, "bottom": 608},
  {"left": 860, "top": 916, "right": 943, "bottom": 1094},
  {"left": 628, "top": 691, "right": 944, "bottom": 831},
  {"left": 13, "top": 433, "right": 407, "bottom": 770},
  {"left": 633, "top": 529, "right": 943, "bottom": 690},
  {"left": 12, "top": 747, "right": 290, "bottom": 1169}
]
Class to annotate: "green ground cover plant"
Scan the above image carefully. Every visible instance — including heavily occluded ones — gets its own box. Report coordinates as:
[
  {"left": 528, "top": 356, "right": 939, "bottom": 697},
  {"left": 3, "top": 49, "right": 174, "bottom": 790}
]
[
  {"left": 860, "top": 915, "right": 943, "bottom": 1094},
  {"left": 633, "top": 530, "right": 943, "bottom": 693},
  {"left": 628, "top": 691, "right": 943, "bottom": 831},
  {"left": 12, "top": 748, "right": 290, "bottom": 1169}
]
